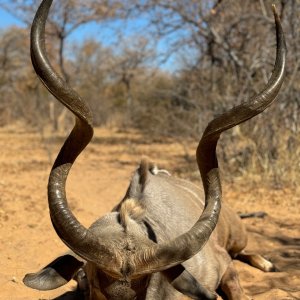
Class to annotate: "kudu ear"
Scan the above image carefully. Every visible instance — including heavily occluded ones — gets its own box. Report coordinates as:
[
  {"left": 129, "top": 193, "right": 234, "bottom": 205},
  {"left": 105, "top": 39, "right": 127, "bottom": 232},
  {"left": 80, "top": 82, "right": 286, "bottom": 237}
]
[
  {"left": 162, "top": 264, "right": 217, "bottom": 299},
  {"left": 23, "top": 254, "right": 84, "bottom": 290}
]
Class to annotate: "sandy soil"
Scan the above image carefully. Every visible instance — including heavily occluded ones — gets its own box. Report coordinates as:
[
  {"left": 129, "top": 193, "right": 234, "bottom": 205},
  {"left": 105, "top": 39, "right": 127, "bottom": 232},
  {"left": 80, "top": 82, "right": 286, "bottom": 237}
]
[{"left": 0, "top": 124, "right": 299, "bottom": 300}]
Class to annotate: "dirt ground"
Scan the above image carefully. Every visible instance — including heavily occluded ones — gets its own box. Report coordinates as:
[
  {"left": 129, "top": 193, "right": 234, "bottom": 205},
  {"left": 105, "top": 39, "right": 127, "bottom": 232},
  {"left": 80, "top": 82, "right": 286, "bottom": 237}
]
[{"left": 0, "top": 124, "right": 299, "bottom": 300}]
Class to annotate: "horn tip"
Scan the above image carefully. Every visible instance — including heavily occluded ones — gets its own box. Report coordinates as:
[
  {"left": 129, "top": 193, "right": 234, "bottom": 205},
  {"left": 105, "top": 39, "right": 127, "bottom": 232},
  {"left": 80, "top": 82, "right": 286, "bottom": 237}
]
[{"left": 272, "top": 4, "right": 279, "bottom": 20}]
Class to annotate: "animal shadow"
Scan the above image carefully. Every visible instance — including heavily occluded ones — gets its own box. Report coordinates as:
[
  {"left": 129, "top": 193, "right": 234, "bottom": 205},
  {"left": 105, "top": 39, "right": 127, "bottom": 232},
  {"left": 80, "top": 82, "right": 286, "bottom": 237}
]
[{"left": 52, "top": 290, "right": 83, "bottom": 300}]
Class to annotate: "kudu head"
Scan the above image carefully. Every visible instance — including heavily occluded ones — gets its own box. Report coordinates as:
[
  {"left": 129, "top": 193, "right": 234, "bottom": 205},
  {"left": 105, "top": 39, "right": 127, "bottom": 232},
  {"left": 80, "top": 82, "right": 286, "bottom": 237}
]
[{"left": 25, "top": 0, "right": 286, "bottom": 298}]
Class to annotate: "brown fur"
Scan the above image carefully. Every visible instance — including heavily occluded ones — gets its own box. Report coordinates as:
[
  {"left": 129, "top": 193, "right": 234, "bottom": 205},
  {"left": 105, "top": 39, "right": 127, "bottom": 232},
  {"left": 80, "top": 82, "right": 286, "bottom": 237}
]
[
  {"left": 119, "top": 198, "right": 145, "bottom": 231},
  {"left": 137, "top": 157, "right": 156, "bottom": 191}
]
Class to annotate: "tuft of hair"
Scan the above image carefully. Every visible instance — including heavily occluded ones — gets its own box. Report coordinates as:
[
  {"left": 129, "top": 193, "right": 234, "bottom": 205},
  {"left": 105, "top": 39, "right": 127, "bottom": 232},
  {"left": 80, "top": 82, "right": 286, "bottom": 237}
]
[
  {"left": 137, "top": 157, "right": 156, "bottom": 191},
  {"left": 120, "top": 198, "right": 145, "bottom": 231}
]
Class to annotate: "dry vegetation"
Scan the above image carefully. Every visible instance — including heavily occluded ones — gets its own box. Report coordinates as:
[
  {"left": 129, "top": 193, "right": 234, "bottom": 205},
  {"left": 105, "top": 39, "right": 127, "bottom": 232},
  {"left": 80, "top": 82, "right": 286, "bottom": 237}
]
[
  {"left": 0, "top": 0, "right": 300, "bottom": 186},
  {"left": 0, "top": 0, "right": 300, "bottom": 299}
]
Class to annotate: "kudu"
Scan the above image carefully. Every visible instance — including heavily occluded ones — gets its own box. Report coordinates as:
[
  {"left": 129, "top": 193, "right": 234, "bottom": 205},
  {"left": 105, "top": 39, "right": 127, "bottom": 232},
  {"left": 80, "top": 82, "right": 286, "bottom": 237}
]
[{"left": 23, "top": 0, "right": 286, "bottom": 299}]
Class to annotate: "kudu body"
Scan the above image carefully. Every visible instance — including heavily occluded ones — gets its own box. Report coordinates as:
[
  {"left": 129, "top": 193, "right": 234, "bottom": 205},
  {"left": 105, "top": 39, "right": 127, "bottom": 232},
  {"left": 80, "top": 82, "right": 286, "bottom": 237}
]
[{"left": 24, "top": 1, "right": 286, "bottom": 299}]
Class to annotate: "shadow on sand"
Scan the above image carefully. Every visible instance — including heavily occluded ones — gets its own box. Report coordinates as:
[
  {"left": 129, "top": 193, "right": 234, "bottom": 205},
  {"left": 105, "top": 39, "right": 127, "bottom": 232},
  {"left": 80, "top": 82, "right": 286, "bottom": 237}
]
[
  {"left": 52, "top": 290, "right": 84, "bottom": 300},
  {"left": 242, "top": 216, "right": 300, "bottom": 298}
]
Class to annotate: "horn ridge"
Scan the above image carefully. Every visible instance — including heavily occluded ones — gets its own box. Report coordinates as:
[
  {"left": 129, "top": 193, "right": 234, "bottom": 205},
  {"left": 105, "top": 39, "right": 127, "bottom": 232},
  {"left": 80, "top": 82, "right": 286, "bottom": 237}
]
[
  {"left": 30, "top": 0, "right": 116, "bottom": 271},
  {"left": 131, "top": 5, "right": 286, "bottom": 276}
]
